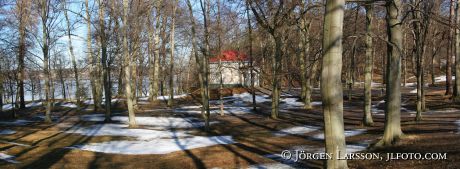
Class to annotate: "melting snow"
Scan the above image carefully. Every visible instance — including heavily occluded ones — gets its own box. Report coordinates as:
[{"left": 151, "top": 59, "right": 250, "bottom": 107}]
[
  {"left": 26, "top": 102, "right": 42, "bottom": 108},
  {"left": 80, "top": 114, "right": 208, "bottom": 129},
  {"left": 435, "top": 75, "right": 455, "bottom": 82},
  {"left": 311, "top": 129, "right": 366, "bottom": 140},
  {"left": 0, "top": 153, "right": 20, "bottom": 164},
  {"left": 231, "top": 92, "right": 270, "bottom": 103},
  {"left": 2, "top": 104, "right": 13, "bottom": 111},
  {"left": 68, "top": 136, "right": 234, "bottom": 155},
  {"left": 0, "top": 119, "right": 32, "bottom": 126},
  {"left": 0, "top": 129, "right": 16, "bottom": 135},
  {"left": 274, "top": 125, "right": 319, "bottom": 136},
  {"left": 61, "top": 102, "right": 78, "bottom": 108},
  {"left": 67, "top": 116, "right": 234, "bottom": 155},
  {"left": 157, "top": 94, "right": 188, "bottom": 101}
]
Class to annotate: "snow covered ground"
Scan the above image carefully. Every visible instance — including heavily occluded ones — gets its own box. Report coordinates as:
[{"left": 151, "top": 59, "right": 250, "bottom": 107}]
[
  {"left": 68, "top": 135, "right": 234, "bottom": 155},
  {"left": 67, "top": 115, "right": 234, "bottom": 155}
]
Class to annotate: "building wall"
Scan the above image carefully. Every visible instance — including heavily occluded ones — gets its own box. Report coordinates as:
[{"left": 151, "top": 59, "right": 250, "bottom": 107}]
[{"left": 209, "top": 61, "right": 259, "bottom": 86}]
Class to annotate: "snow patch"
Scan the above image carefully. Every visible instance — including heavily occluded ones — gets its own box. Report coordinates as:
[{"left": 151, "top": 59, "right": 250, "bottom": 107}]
[
  {"left": 66, "top": 123, "right": 190, "bottom": 140},
  {"left": 0, "top": 153, "right": 20, "bottom": 164},
  {"left": 2, "top": 104, "right": 13, "bottom": 111},
  {"left": 274, "top": 125, "right": 319, "bottom": 136},
  {"left": 0, "top": 129, "right": 16, "bottom": 135},
  {"left": 231, "top": 92, "right": 271, "bottom": 103},
  {"left": 435, "top": 75, "right": 455, "bottom": 82},
  {"left": 312, "top": 129, "right": 366, "bottom": 140},
  {"left": 68, "top": 136, "right": 234, "bottom": 155},
  {"left": 0, "top": 119, "right": 32, "bottom": 126},
  {"left": 157, "top": 94, "right": 188, "bottom": 101},
  {"left": 26, "top": 102, "right": 42, "bottom": 108},
  {"left": 80, "top": 114, "right": 208, "bottom": 129},
  {"left": 281, "top": 98, "right": 304, "bottom": 107},
  {"left": 61, "top": 102, "right": 78, "bottom": 108}
]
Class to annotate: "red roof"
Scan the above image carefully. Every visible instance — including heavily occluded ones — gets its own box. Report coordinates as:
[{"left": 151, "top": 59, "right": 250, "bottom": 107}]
[{"left": 209, "top": 50, "right": 249, "bottom": 63}]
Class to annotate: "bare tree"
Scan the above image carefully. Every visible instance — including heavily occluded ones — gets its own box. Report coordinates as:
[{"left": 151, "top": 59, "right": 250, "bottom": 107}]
[
  {"left": 376, "top": 0, "right": 404, "bottom": 147},
  {"left": 62, "top": 0, "right": 80, "bottom": 106},
  {"left": 321, "top": 0, "right": 347, "bottom": 168},
  {"left": 200, "top": 0, "right": 212, "bottom": 130},
  {"left": 122, "top": 0, "right": 137, "bottom": 127},
  {"left": 248, "top": 0, "right": 296, "bottom": 119},
  {"left": 168, "top": 0, "right": 179, "bottom": 107},
  {"left": 97, "top": 0, "right": 112, "bottom": 122},
  {"left": 455, "top": 0, "right": 460, "bottom": 101},
  {"left": 363, "top": 2, "right": 374, "bottom": 126},
  {"left": 186, "top": 0, "right": 210, "bottom": 131},
  {"left": 16, "top": 0, "right": 30, "bottom": 109},
  {"left": 39, "top": 0, "right": 53, "bottom": 123},
  {"left": 411, "top": 0, "right": 432, "bottom": 121},
  {"left": 447, "top": 0, "right": 455, "bottom": 96}
]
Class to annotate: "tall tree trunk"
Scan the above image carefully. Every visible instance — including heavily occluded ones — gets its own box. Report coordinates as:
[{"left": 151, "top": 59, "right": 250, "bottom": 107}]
[
  {"left": 147, "top": 1, "right": 162, "bottom": 102},
  {"left": 413, "top": 0, "right": 432, "bottom": 120},
  {"left": 85, "top": 0, "right": 99, "bottom": 111},
  {"left": 200, "top": 0, "right": 211, "bottom": 130},
  {"left": 377, "top": 0, "right": 404, "bottom": 146},
  {"left": 17, "top": 0, "right": 28, "bottom": 109},
  {"left": 447, "top": 0, "right": 455, "bottom": 95},
  {"left": 42, "top": 0, "right": 52, "bottom": 123},
  {"left": 363, "top": 3, "right": 374, "bottom": 126},
  {"left": 271, "top": 35, "right": 282, "bottom": 119},
  {"left": 455, "top": 0, "right": 460, "bottom": 101},
  {"left": 299, "top": 2, "right": 313, "bottom": 110},
  {"left": 123, "top": 0, "right": 136, "bottom": 127},
  {"left": 63, "top": 0, "right": 80, "bottom": 106},
  {"left": 246, "top": 3, "right": 256, "bottom": 111},
  {"left": 0, "top": 61, "right": 3, "bottom": 113},
  {"left": 187, "top": 0, "right": 209, "bottom": 131},
  {"left": 168, "top": 0, "right": 178, "bottom": 107},
  {"left": 218, "top": 0, "right": 225, "bottom": 115},
  {"left": 150, "top": 5, "right": 162, "bottom": 102},
  {"left": 403, "top": 33, "right": 407, "bottom": 87},
  {"left": 321, "top": 0, "right": 347, "bottom": 168},
  {"left": 98, "top": 0, "right": 111, "bottom": 122}
]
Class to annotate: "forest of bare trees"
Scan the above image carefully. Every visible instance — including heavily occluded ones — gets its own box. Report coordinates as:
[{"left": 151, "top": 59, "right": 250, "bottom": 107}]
[{"left": 1, "top": 0, "right": 460, "bottom": 168}]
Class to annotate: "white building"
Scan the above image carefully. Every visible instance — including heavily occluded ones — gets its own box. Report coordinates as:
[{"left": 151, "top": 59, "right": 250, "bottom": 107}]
[{"left": 209, "top": 50, "right": 259, "bottom": 87}]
